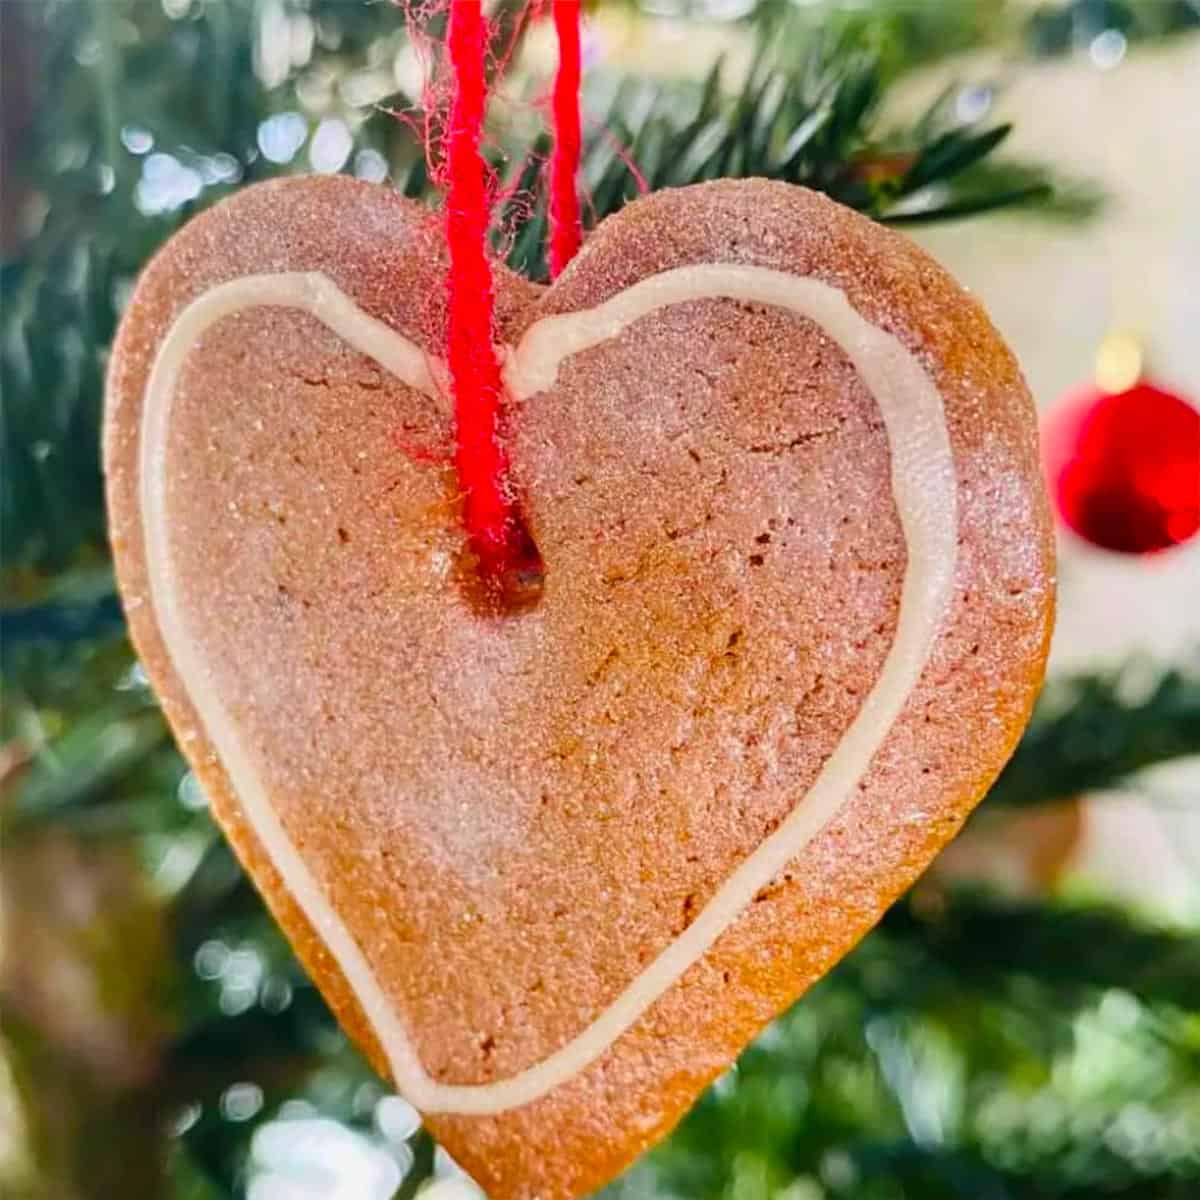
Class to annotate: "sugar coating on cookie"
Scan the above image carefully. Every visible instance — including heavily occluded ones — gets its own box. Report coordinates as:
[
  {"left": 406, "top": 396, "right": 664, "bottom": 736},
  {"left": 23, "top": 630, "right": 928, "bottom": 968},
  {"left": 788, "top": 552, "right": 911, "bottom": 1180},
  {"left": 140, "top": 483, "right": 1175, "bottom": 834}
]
[{"left": 105, "top": 175, "right": 1054, "bottom": 1200}]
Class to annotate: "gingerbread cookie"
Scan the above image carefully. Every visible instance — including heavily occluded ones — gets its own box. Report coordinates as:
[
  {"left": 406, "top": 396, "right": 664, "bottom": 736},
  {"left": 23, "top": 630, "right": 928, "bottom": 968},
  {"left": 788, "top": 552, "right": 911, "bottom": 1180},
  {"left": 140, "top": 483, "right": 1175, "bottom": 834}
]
[{"left": 105, "top": 175, "right": 1053, "bottom": 1198}]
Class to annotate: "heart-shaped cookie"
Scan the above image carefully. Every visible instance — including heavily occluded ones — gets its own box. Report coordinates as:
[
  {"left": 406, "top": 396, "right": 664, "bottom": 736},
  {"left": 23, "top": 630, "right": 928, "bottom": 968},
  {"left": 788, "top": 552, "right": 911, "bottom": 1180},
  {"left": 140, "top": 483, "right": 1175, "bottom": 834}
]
[{"left": 105, "top": 176, "right": 1053, "bottom": 1198}]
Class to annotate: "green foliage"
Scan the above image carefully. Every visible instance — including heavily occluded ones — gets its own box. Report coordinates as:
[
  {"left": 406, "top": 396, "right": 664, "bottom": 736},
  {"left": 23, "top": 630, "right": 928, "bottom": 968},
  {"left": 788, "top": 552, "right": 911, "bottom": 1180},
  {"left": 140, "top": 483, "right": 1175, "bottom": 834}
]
[
  {"left": 500, "top": 24, "right": 1102, "bottom": 279},
  {"left": 881, "top": 889, "right": 1200, "bottom": 1009},
  {"left": 747, "top": 0, "right": 1200, "bottom": 67},
  {"left": 2, "top": 3, "right": 1197, "bottom": 1200},
  {"left": 991, "top": 660, "right": 1200, "bottom": 808}
]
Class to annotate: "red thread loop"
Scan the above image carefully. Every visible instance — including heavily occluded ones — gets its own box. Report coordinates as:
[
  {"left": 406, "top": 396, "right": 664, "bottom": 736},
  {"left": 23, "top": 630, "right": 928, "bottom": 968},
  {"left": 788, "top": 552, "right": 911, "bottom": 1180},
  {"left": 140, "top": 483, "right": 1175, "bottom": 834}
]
[
  {"left": 445, "top": 0, "right": 541, "bottom": 606},
  {"left": 549, "top": 0, "right": 583, "bottom": 278}
]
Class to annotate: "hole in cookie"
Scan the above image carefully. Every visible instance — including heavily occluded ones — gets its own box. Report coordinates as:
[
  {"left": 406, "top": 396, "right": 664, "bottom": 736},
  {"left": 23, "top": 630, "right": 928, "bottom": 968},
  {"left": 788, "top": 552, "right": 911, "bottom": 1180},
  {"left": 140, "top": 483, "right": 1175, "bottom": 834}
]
[{"left": 455, "top": 511, "right": 545, "bottom": 617}]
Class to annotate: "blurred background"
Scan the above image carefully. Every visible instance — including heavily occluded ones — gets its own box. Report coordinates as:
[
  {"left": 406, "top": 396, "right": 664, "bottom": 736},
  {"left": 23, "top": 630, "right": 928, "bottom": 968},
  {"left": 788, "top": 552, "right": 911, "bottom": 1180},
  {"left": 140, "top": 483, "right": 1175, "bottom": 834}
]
[{"left": 2, "top": 1, "right": 1199, "bottom": 1198}]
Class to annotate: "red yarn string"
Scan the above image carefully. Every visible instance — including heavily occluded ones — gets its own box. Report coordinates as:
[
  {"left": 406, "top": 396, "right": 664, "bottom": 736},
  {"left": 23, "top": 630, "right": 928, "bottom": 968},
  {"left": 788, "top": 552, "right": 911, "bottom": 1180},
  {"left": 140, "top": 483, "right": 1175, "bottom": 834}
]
[
  {"left": 549, "top": 0, "right": 583, "bottom": 277},
  {"left": 444, "top": 0, "right": 536, "bottom": 593}
]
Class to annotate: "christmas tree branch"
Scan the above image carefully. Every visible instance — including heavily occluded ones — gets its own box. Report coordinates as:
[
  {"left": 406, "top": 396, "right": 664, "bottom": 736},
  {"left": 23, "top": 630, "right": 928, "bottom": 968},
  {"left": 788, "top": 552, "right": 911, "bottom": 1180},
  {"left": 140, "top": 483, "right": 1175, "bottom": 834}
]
[
  {"left": 501, "top": 36, "right": 1090, "bottom": 280},
  {"left": 880, "top": 889, "right": 1200, "bottom": 1011},
  {"left": 838, "top": 1142, "right": 1199, "bottom": 1200},
  {"left": 987, "top": 657, "right": 1200, "bottom": 809}
]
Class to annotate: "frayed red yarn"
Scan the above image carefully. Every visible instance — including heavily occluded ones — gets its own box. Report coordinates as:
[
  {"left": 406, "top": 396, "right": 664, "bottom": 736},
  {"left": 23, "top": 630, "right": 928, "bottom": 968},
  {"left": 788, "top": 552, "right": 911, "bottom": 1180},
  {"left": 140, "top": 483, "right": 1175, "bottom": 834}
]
[
  {"left": 549, "top": 0, "right": 583, "bottom": 277},
  {"left": 395, "top": 0, "right": 591, "bottom": 596},
  {"left": 393, "top": 0, "right": 537, "bottom": 199},
  {"left": 444, "top": 0, "right": 536, "bottom": 589}
]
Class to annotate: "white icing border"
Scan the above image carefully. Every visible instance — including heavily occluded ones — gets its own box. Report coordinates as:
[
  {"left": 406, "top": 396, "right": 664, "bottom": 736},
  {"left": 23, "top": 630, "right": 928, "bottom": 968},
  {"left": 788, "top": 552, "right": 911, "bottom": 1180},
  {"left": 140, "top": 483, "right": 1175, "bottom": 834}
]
[{"left": 139, "top": 265, "right": 956, "bottom": 1115}]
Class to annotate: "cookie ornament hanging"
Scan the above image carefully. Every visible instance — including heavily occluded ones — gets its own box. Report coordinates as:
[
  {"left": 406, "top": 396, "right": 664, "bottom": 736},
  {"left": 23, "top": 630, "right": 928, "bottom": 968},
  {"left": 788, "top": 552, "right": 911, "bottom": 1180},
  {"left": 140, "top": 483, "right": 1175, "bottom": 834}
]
[{"left": 103, "top": 3, "right": 1055, "bottom": 1196}]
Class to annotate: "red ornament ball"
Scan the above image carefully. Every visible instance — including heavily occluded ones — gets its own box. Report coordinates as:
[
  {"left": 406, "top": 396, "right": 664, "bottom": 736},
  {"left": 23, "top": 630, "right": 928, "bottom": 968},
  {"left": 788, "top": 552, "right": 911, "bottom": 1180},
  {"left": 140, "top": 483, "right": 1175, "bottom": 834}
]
[{"left": 1042, "top": 380, "right": 1200, "bottom": 554}]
